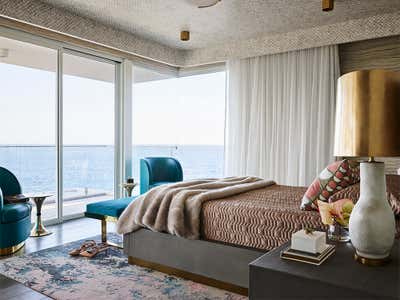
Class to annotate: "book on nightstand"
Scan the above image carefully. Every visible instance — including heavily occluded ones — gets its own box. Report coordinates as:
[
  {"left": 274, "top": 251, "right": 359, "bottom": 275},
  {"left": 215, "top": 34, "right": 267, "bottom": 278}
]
[{"left": 280, "top": 244, "right": 336, "bottom": 265}]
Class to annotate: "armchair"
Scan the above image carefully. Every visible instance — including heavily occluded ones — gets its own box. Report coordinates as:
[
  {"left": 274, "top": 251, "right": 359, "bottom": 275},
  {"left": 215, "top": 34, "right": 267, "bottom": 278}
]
[
  {"left": 140, "top": 157, "right": 183, "bottom": 194},
  {"left": 0, "top": 167, "right": 32, "bottom": 255}
]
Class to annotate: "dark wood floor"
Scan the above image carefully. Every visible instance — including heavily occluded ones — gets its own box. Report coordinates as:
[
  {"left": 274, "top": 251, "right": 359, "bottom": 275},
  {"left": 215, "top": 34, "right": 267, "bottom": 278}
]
[{"left": 0, "top": 218, "right": 116, "bottom": 300}]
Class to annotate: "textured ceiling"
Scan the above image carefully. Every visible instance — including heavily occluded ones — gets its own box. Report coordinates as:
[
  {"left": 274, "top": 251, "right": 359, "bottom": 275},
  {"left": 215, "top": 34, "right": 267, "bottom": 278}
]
[{"left": 39, "top": 0, "right": 400, "bottom": 50}]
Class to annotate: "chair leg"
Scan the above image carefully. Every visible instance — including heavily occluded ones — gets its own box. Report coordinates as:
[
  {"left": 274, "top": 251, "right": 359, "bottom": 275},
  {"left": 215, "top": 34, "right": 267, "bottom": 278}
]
[
  {"left": 100, "top": 219, "right": 123, "bottom": 249},
  {"left": 101, "top": 219, "right": 107, "bottom": 243}
]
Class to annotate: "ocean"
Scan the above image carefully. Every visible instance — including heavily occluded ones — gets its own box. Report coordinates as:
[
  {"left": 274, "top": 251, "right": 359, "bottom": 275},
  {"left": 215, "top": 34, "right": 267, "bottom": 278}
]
[{"left": 0, "top": 145, "right": 224, "bottom": 194}]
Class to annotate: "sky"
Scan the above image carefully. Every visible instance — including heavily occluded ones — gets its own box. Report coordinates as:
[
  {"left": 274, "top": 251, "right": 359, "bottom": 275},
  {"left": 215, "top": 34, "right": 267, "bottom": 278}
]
[
  {"left": 0, "top": 62, "right": 226, "bottom": 146},
  {"left": 133, "top": 71, "right": 226, "bottom": 145}
]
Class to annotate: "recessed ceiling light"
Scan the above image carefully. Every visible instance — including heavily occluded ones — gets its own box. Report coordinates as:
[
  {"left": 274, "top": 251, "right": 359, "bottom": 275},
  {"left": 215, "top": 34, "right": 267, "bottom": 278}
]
[
  {"left": 181, "top": 31, "right": 190, "bottom": 41},
  {"left": 322, "top": 0, "right": 334, "bottom": 11}
]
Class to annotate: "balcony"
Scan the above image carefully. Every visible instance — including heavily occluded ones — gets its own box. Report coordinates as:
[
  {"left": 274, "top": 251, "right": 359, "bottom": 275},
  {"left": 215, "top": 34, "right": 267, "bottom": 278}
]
[{"left": 0, "top": 144, "right": 223, "bottom": 222}]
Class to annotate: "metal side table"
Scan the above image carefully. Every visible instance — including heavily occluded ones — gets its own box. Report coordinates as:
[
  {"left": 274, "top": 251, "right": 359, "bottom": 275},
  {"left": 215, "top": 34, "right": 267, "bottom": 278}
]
[
  {"left": 29, "top": 194, "right": 53, "bottom": 237},
  {"left": 121, "top": 182, "right": 138, "bottom": 197}
]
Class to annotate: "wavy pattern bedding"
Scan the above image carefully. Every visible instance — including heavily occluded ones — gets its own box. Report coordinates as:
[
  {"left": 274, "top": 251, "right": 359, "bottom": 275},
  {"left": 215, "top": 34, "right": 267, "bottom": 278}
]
[
  {"left": 201, "top": 184, "right": 400, "bottom": 251},
  {"left": 201, "top": 185, "right": 325, "bottom": 250}
]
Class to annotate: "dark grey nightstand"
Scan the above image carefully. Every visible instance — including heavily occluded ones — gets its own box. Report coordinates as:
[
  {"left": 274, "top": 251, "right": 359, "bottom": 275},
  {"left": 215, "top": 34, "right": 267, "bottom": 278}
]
[{"left": 249, "top": 240, "right": 399, "bottom": 300}]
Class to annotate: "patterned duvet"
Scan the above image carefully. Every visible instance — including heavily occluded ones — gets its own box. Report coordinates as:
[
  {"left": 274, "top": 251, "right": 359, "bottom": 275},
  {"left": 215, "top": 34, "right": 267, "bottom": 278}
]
[
  {"left": 201, "top": 184, "right": 400, "bottom": 251},
  {"left": 201, "top": 185, "right": 325, "bottom": 251}
]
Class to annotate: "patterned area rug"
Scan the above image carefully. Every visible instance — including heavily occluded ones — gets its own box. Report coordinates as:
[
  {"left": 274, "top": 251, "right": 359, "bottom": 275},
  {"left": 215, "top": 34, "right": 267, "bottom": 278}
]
[{"left": 0, "top": 235, "right": 246, "bottom": 300}]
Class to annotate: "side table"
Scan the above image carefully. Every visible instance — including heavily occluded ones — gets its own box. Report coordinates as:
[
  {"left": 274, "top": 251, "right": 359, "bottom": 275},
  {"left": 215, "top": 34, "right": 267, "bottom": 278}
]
[
  {"left": 121, "top": 183, "right": 138, "bottom": 197},
  {"left": 29, "top": 194, "right": 53, "bottom": 237},
  {"left": 249, "top": 240, "right": 399, "bottom": 299}
]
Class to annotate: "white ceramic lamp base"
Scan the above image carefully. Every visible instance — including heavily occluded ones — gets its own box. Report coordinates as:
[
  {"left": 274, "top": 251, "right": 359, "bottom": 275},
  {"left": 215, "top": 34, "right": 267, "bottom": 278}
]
[{"left": 349, "top": 162, "right": 395, "bottom": 265}]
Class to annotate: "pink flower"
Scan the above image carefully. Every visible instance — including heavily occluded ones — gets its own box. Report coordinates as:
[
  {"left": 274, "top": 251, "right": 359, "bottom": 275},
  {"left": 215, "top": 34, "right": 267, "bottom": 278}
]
[{"left": 317, "top": 199, "right": 354, "bottom": 226}]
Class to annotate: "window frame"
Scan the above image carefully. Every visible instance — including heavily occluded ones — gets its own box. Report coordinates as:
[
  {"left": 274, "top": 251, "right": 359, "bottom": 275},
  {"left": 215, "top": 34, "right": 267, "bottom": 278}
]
[{"left": 0, "top": 25, "right": 227, "bottom": 224}]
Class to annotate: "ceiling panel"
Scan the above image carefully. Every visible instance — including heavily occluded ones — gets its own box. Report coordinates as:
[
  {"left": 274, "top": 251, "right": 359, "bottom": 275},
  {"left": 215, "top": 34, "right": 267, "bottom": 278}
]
[{"left": 39, "top": 0, "right": 400, "bottom": 50}]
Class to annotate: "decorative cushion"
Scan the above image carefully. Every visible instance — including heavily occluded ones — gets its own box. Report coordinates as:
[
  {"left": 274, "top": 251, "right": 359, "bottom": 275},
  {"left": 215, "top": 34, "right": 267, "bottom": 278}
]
[
  {"left": 301, "top": 160, "right": 360, "bottom": 211},
  {"left": 329, "top": 175, "right": 400, "bottom": 215}
]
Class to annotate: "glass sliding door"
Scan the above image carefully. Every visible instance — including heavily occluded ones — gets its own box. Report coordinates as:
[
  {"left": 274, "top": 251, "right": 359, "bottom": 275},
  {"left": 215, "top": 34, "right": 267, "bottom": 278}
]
[
  {"left": 132, "top": 67, "right": 226, "bottom": 195},
  {"left": 62, "top": 51, "right": 116, "bottom": 218},
  {"left": 0, "top": 36, "right": 58, "bottom": 222}
]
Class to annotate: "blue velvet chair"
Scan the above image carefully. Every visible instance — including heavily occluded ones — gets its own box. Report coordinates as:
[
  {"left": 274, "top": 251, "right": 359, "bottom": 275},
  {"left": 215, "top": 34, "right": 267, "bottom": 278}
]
[
  {"left": 0, "top": 167, "right": 32, "bottom": 255},
  {"left": 140, "top": 157, "right": 183, "bottom": 194}
]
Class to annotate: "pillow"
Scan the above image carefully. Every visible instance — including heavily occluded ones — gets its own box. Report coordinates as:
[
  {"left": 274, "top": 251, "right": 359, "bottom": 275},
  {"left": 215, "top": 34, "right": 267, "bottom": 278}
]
[
  {"left": 300, "top": 159, "right": 360, "bottom": 211},
  {"left": 329, "top": 174, "right": 400, "bottom": 216}
]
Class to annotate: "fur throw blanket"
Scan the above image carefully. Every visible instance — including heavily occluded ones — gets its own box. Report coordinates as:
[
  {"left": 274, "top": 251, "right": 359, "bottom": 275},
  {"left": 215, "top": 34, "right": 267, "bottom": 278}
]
[{"left": 116, "top": 176, "right": 275, "bottom": 239}]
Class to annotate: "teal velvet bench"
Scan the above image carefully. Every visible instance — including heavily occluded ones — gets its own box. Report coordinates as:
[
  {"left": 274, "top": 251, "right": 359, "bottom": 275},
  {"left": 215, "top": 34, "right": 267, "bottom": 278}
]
[{"left": 85, "top": 196, "right": 136, "bottom": 248}]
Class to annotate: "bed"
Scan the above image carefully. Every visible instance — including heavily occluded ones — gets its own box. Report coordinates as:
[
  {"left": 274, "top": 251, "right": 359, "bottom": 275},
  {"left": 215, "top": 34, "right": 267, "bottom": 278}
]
[
  {"left": 123, "top": 180, "right": 400, "bottom": 295},
  {"left": 123, "top": 184, "right": 326, "bottom": 295}
]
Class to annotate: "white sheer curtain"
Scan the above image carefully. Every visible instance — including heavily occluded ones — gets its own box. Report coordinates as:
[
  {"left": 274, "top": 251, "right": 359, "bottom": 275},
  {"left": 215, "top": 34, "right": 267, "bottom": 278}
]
[{"left": 225, "top": 45, "right": 340, "bottom": 186}]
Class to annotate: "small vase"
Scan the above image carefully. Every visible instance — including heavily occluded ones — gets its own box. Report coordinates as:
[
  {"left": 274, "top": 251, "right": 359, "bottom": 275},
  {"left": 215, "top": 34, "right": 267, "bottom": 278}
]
[{"left": 328, "top": 221, "right": 350, "bottom": 242}]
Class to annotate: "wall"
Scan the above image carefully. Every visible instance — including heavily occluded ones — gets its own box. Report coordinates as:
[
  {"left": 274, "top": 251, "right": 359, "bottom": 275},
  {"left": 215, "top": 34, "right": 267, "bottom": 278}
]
[{"left": 339, "top": 35, "right": 400, "bottom": 74}]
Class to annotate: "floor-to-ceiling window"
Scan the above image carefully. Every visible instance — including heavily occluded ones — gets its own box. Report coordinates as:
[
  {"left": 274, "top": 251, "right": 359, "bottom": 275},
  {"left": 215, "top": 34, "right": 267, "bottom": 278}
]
[
  {"left": 0, "top": 29, "right": 227, "bottom": 220},
  {"left": 132, "top": 67, "right": 226, "bottom": 193},
  {"left": 0, "top": 31, "right": 120, "bottom": 224},
  {"left": 0, "top": 36, "right": 58, "bottom": 222},
  {"left": 62, "top": 52, "right": 116, "bottom": 218}
]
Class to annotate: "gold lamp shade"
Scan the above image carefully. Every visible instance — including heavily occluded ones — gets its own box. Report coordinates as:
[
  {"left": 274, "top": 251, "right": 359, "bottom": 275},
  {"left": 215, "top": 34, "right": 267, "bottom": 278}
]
[{"left": 334, "top": 69, "right": 400, "bottom": 157}]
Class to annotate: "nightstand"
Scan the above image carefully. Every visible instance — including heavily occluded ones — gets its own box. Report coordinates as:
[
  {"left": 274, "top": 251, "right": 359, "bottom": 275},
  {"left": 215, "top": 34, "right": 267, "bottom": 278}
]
[{"left": 249, "top": 240, "right": 399, "bottom": 299}]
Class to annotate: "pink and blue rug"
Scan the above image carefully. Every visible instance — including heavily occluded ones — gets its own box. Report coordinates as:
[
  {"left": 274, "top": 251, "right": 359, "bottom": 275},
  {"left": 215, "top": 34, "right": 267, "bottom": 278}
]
[{"left": 0, "top": 235, "right": 246, "bottom": 300}]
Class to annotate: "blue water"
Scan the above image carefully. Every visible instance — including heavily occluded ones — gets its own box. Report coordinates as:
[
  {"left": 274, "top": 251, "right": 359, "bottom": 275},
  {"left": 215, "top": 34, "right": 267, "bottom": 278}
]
[{"left": 0, "top": 145, "right": 224, "bottom": 193}]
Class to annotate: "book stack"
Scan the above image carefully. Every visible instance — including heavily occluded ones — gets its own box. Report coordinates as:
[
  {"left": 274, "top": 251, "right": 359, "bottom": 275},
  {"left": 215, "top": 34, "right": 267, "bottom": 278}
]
[
  {"left": 4, "top": 194, "right": 29, "bottom": 204},
  {"left": 280, "top": 244, "right": 336, "bottom": 265}
]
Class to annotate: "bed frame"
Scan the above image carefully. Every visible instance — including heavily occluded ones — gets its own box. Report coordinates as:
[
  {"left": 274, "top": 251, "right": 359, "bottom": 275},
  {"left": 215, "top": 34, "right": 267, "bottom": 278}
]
[{"left": 124, "top": 229, "right": 265, "bottom": 296}]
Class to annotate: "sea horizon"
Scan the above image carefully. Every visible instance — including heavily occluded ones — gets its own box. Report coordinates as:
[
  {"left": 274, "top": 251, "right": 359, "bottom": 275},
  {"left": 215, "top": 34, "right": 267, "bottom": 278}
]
[
  {"left": 0, "top": 144, "right": 224, "bottom": 147},
  {"left": 0, "top": 144, "right": 224, "bottom": 194}
]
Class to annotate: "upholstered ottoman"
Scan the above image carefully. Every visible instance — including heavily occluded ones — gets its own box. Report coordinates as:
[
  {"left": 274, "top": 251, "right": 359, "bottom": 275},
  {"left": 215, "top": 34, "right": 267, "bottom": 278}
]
[{"left": 85, "top": 197, "right": 136, "bottom": 248}]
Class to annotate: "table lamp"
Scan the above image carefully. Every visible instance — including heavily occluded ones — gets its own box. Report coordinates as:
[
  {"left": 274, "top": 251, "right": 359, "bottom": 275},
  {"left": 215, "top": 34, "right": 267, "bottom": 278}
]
[{"left": 334, "top": 69, "right": 400, "bottom": 265}]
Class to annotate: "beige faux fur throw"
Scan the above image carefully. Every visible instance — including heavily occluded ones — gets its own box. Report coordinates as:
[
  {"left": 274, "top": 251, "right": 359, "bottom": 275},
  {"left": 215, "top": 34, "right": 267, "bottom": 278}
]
[{"left": 116, "top": 176, "right": 275, "bottom": 239}]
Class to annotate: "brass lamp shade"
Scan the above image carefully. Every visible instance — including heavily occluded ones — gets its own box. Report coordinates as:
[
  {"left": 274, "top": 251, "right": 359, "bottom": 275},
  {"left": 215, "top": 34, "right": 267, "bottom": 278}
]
[{"left": 334, "top": 69, "right": 400, "bottom": 157}]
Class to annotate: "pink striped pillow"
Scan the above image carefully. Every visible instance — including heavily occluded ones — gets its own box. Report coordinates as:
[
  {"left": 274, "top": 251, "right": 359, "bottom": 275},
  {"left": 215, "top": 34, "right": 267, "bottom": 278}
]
[{"left": 300, "top": 160, "right": 360, "bottom": 211}]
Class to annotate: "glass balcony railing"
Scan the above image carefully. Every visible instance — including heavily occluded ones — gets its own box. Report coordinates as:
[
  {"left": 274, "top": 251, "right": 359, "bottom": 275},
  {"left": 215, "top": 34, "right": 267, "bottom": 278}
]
[
  {"left": 0, "top": 144, "right": 224, "bottom": 221},
  {"left": 0, "top": 145, "right": 114, "bottom": 221}
]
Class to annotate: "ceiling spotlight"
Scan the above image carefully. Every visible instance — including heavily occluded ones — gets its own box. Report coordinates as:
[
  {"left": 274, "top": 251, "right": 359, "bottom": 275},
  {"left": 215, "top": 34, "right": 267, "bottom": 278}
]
[
  {"left": 322, "top": 0, "right": 334, "bottom": 11},
  {"left": 186, "top": 0, "right": 221, "bottom": 9},
  {"left": 0, "top": 48, "right": 9, "bottom": 58},
  {"left": 180, "top": 31, "right": 190, "bottom": 41}
]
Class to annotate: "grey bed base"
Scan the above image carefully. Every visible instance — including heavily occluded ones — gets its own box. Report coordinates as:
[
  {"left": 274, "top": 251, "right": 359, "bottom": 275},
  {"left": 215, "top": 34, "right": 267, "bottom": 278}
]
[{"left": 124, "top": 229, "right": 265, "bottom": 294}]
